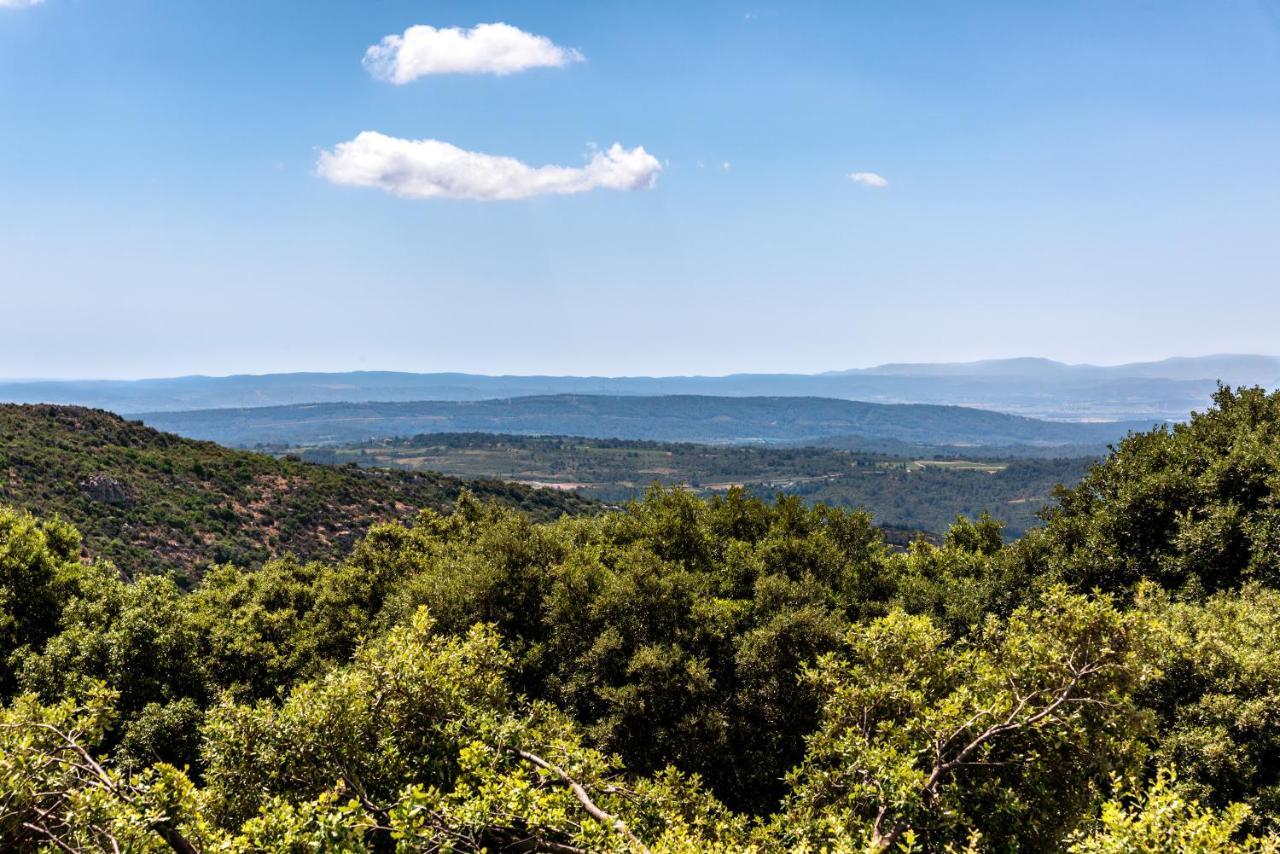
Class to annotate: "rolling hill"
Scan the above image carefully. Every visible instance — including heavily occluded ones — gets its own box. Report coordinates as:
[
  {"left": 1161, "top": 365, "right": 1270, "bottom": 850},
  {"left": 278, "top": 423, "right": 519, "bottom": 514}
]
[
  {"left": 137, "top": 394, "right": 1157, "bottom": 450},
  {"left": 0, "top": 404, "right": 592, "bottom": 577}
]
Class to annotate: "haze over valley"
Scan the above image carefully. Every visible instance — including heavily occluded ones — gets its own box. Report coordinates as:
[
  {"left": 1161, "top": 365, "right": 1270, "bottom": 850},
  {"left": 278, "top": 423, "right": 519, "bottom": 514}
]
[{"left": 4, "top": 353, "right": 1275, "bottom": 421}]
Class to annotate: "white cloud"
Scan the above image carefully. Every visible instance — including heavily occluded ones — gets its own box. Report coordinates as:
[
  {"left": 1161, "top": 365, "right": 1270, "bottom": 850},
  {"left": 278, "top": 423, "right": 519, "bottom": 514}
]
[
  {"left": 0, "top": 0, "right": 45, "bottom": 8},
  {"left": 849, "top": 171, "right": 888, "bottom": 188},
  {"left": 317, "top": 132, "right": 661, "bottom": 201},
  {"left": 364, "top": 22, "right": 583, "bottom": 83}
]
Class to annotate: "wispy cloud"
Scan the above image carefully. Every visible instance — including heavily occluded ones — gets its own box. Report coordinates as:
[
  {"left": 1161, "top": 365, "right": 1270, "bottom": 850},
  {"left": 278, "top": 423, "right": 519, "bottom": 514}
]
[
  {"left": 364, "top": 22, "right": 584, "bottom": 83},
  {"left": 317, "top": 132, "right": 661, "bottom": 201},
  {"left": 0, "top": 0, "right": 45, "bottom": 8},
  {"left": 849, "top": 171, "right": 888, "bottom": 188}
]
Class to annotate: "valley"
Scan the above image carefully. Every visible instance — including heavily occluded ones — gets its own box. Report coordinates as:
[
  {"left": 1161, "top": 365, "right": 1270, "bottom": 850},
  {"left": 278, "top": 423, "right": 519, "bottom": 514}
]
[{"left": 277, "top": 432, "right": 1095, "bottom": 537}]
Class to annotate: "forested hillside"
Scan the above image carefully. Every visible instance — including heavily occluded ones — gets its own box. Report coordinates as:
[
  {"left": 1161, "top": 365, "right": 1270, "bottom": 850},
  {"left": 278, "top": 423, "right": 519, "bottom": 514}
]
[
  {"left": 4, "top": 387, "right": 1280, "bottom": 851},
  {"left": 0, "top": 404, "right": 591, "bottom": 576}
]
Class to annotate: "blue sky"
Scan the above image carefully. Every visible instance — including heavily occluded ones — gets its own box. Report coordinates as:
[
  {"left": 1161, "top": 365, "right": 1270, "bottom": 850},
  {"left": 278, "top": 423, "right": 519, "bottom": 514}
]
[{"left": 1, "top": 1, "right": 1277, "bottom": 379}]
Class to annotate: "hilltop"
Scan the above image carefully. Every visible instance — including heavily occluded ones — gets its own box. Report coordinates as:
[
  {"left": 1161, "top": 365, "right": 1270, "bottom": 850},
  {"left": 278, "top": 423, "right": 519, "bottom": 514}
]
[
  {"left": 138, "top": 394, "right": 1155, "bottom": 449},
  {"left": 0, "top": 404, "right": 591, "bottom": 576}
]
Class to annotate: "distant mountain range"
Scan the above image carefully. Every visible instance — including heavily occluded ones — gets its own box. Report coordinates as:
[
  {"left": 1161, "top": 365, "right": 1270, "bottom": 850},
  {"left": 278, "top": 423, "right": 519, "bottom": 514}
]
[
  {"left": 1, "top": 355, "right": 1274, "bottom": 422},
  {"left": 138, "top": 394, "right": 1158, "bottom": 451},
  {"left": 826, "top": 355, "right": 1280, "bottom": 383}
]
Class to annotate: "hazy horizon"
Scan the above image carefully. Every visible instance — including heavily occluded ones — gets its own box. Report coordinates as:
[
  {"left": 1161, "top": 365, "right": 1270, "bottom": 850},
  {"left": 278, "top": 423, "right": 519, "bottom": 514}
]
[
  {"left": 3, "top": 1, "right": 1279, "bottom": 378},
  {"left": 1, "top": 352, "right": 1277, "bottom": 384}
]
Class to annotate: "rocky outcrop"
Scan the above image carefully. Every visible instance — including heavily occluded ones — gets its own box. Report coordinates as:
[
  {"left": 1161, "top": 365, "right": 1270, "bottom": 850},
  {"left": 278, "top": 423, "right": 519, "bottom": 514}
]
[{"left": 79, "top": 474, "right": 131, "bottom": 506}]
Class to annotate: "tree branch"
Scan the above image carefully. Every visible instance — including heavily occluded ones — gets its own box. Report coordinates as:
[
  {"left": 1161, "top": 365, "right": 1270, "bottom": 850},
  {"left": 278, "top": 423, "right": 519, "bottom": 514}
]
[
  {"left": 8, "top": 720, "right": 200, "bottom": 854},
  {"left": 871, "top": 653, "right": 1113, "bottom": 852},
  {"left": 509, "top": 748, "right": 651, "bottom": 854}
]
